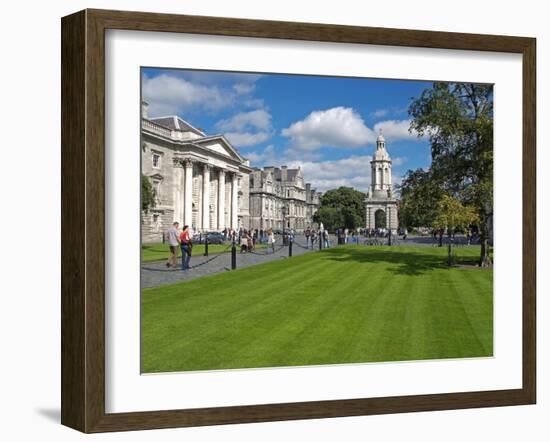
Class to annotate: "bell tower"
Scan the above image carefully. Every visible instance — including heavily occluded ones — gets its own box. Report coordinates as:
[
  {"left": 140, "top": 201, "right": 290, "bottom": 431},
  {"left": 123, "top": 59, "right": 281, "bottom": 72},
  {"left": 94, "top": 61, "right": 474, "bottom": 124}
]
[
  {"left": 370, "top": 132, "right": 393, "bottom": 196},
  {"left": 365, "top": 131, "right": 398, "bottom": 232}
]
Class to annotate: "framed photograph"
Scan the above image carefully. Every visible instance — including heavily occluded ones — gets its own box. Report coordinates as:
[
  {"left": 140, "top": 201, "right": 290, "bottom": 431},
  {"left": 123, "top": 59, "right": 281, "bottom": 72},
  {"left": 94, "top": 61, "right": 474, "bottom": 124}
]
[{"left": 61, "top": 9, "right": 536, "bottom": 433}]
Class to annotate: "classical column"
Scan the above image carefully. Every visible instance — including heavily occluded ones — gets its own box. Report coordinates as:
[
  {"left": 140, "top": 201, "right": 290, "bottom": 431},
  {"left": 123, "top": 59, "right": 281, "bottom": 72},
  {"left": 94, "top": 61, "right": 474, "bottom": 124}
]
[
  {"left": 202, "top": 164, "right": 210, "bottom": 231},
  {"left": 217, "top": 169, "right": 225, "bottom": 230},
  {"left": 172, "top": 158, "right": 184, "bottom": 223},
  {"left": 231, "top": 173, "right": 239, "bottom": 229},
  {"left": 371, "top": 207, "right": 375, "bottom": 229},
  {"left": 184, "top": 159, "right": 193, "bottom": 228}
]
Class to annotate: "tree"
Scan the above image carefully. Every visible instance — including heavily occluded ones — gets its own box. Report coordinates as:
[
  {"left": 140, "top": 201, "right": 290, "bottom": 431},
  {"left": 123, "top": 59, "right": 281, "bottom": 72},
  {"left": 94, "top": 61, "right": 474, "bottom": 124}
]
[
  {"left": 142, "top": 174, "right": 155, "bottom": 212},
  {"left": 398, "top": 168, "right": 443, "bottom": 229},
  {"left": 313, "top": 207, "right": 342, "bottom": 232},
  {"left": 433, "top": 195, "right": 479, "bottom": 266},
  {"left": 410, "top": 82, "right": 493, "bottom": 267},
  {"left": 313, "top": 187, "right": 366, "bottom": 231}
]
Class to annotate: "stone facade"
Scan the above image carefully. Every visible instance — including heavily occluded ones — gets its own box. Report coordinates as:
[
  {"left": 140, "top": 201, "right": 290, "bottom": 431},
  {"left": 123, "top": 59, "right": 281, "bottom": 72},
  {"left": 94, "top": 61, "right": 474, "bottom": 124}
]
[
  {"left": 365, "top": 134, "right": 399, "bottom": 232},
  {"left": 249, "top": 166, "right": 321, "bottom": 232},
  {"left": 141, "top": 103, "right": 252, "bottom": 243}
]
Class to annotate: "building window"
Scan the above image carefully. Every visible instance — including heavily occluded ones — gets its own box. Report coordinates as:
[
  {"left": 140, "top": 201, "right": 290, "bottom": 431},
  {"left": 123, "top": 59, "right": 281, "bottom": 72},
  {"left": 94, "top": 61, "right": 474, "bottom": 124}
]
[{"left": 152, "top": 153, "right": 161, "bottom": 169}]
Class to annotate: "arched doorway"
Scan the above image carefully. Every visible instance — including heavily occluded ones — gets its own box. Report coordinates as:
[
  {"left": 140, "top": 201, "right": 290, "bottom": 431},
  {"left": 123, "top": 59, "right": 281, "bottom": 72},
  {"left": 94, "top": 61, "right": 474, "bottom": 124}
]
[{"left": 375, "top": 209, "right": 386, "bottom": 229}]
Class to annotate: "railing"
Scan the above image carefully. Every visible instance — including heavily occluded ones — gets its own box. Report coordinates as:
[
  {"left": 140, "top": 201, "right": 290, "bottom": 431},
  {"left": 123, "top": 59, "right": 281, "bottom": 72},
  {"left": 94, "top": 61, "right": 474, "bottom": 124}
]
[{"left": 142, "top": 118, "right": 173, "bottom": 139}]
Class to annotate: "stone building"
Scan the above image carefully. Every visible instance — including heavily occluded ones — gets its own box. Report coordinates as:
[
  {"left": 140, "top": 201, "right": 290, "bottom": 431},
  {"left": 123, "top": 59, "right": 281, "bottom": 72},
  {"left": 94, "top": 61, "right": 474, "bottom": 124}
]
[
  {"left": 141, "top": 102, "right": 252, "bottom": 243},
  {"left": 249, "top": 166, "right": 321, "bottom": 232},
  {"left": 305, "top": 183, "right": 322, "bottom": 228},
  {"left": 365, "top": 133, "right": 399, "bottom": 231}
]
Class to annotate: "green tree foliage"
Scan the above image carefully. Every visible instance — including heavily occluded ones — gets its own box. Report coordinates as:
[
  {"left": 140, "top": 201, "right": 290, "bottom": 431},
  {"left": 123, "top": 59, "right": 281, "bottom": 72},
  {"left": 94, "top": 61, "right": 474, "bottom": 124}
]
[
  {"left": 313, "top": 187, "right": 366, "bottom": 231},
  {"left": 409, "top": 82, "right": 493, "bottom": 267},
  {"left": 433, "top": 195, "right": 479, "bottom": 266},
  {"left": 433, "top": 195, "right": 479, "bottom": 232},
  {"left": 398, "top": 168, "right": 443, "bottom": 228},
  {"left": 313, "top": 207, "right": 342, "bottom": 231},
  {"left": 142, "top": 174, "right": 155, "bottom": 212}
]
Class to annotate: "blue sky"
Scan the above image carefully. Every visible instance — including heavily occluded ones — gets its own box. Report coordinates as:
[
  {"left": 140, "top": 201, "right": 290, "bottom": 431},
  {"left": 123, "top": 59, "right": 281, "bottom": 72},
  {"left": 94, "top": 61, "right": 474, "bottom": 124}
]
[{"left": 142, "top": 67, "right": 433, "bottom": 192}]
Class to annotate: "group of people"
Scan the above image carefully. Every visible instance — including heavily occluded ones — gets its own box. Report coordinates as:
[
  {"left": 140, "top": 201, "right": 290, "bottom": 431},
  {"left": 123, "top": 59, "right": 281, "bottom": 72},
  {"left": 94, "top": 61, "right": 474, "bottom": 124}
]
[
  {"left": 239, "top": 229, "right": 256, "bottom": 253},
  {"left": 163, "top": 223, "right": 348, "bottom": 270},
  {"left": 239, "top": 228, "right": 278, "bottom": 253},
  {"left": 165, "top": 222, "right": 193, "bottom": 270},
  {"left": 304, "top": 228, "right": 332, "bottom": 248}
]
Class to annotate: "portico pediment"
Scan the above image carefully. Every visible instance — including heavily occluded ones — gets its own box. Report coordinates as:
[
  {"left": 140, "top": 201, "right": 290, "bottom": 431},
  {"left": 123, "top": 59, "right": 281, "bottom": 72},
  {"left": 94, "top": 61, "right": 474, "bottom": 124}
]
[{"left": 194, "top": 136, "right": 245, "bottom": 163}]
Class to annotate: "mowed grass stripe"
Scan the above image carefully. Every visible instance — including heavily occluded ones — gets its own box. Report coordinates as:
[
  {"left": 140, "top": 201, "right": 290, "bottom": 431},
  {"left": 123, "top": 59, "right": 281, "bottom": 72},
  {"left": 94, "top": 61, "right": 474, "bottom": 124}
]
[
  {"left": 141, "top": 246, "right": 493, "bottom": 372},
  {"left": 181, "top": 257, "right": 334, "bottom": 370},
  {"left": 446, "top": 268, "right": 493, "bottom": 355},
  {"left": 421, "top": 268, "right": 488, "bottom": 359},
  {"left": 230, "top": 256, "right": 382, "bottom": 368},
  {"left": 142, "top": 253, "right": 335, "bottom": 371}
]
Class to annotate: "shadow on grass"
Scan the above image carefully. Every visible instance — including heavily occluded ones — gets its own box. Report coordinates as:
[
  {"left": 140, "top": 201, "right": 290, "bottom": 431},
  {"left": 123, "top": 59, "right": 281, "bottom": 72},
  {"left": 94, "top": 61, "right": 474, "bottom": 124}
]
[{"left": 320, "top": 247, "right": 453, "bottom": 276}]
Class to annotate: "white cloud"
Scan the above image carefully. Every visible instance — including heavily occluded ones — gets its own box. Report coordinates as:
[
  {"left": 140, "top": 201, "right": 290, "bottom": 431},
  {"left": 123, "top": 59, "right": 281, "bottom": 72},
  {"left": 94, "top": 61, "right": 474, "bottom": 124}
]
[
  {"left": 217, "top": 110, "right": 273, "bottom": 148},
  {"left": 282, "top": 107, "right": 376, "bottom": 150},
  {"left": 245, "top": 147, "right": 406, "bottom": 193},
  {"left": 287, "top": 155, "right": 373, "bottom": 192},
  {"left": 243, "top": 98, "right": 265, "bottom": 109},
  {"left": 142, "top": 74, "right": 233, "bottom": 116},
  {"left": 233, "top": 83, "right": 256, "bottom": 95},
  {"left": 224, "top": 131, "right": 272, "bottom": 147},
  {"left": 392, "top": 156, "right": 407, "bottom": 166},
  {"left": 373, "top": 119, "right": 421, "bottom": 142},
  {"left": 216, "top": 109, "right": 272, "bottom": 132},
  {"left": 245, "top": 145, "right": 276, "bottom": 164},
  {"left": 282, "top": 148, "right": 323, "bottom": 162},
  {"left": 371, "top": 109, "right": 389, "bottom": 118},
  {"left": 142, "top": 71, "right": 266, "bottom": 117}
]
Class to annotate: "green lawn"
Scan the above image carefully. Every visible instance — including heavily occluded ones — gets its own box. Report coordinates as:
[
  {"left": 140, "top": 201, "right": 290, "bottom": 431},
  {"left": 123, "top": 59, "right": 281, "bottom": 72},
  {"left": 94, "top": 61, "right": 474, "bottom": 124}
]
[
  {"left": 142, "top": 241, "right": 268, "bottom": 262},
  {"left": 141, "top": 245, "right": 493, "bottom": 373},
  {"left": 142, "top": 242, "right": 230, "bottom": 262}
]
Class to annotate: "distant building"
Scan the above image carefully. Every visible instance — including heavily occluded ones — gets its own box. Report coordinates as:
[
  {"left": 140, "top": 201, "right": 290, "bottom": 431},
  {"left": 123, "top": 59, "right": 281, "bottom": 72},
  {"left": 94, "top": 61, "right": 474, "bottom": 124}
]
[
  {"left": 141, "top": 102, "right": 252, "bottom": 243},
  {"left": 141, "top": 102, "right": 321, "bottom": 242},
  {"left": 365, "top": 133, "right": 399, "bottom": 231},
  {"left": 249, "top": 166, "right": 321, "bottom": 232}
]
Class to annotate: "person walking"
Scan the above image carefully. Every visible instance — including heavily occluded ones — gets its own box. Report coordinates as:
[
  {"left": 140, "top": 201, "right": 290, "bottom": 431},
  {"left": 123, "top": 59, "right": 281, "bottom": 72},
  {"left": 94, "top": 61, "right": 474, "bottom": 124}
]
[
  {"left": 165, "top": 222, "right": 180, "bottom": 268},
  {"left": 179, "top": 225, "right": 192, "bottom": 270},
  {"left": 267, "top": 228, "right": 275, "bottom": 253}
]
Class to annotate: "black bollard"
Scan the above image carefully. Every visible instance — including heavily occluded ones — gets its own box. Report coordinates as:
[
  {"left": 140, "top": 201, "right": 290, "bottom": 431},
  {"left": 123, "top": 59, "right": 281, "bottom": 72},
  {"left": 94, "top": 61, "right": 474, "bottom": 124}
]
[
  {"left": 231, "top": 242, "right": 237, "bottom": 270},
  {"left": 319, "top": 231, "right": 323, "bottom": 250},
  {"left": 204, "top": 237, "right": 209, "bottom": 256},
  {"left": 289, "top": 238, "right": 293, "bottom": 257}
]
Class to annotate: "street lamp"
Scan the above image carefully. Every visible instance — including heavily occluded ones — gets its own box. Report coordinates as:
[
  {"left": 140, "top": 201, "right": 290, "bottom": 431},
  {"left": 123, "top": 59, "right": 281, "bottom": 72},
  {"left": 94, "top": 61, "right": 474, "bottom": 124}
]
[
  {"left": 282, "top": 205, "right": 287, "bottom": 245},
  {"left": 388, "top": 207, "right": 392, "bottom": 246}
]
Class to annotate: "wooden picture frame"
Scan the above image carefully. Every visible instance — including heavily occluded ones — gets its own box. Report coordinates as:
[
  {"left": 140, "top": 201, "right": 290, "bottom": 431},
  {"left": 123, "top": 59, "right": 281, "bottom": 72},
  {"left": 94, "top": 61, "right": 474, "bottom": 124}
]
[{"left": 61, "top": 8, "right": 536, "bottom": 433}]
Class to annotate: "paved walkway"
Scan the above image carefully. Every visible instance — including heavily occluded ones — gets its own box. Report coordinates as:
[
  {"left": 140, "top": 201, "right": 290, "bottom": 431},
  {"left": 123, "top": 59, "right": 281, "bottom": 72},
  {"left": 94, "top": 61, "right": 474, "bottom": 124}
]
[
  {"left": 141, "top": 234, "right": 479, "bottom": 288},
  {"left": 141, "top": 235, "right": 317, "bottom": 288}
]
